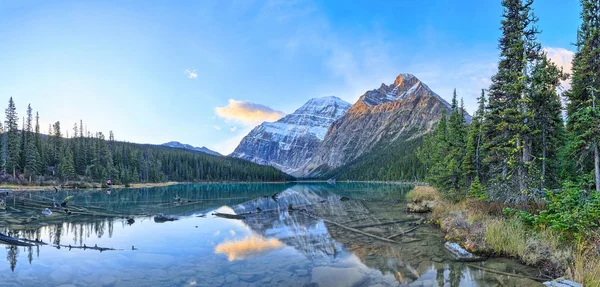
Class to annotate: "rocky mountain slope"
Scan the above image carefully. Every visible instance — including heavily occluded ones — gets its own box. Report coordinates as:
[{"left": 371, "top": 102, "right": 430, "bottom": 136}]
[
  {"left": 162, "top": 141, "right": 222, "bottom": 156},
  {"left": 303, "top": 74, "right": 465, "bottom": 177},
  {"left": 230, "top": 96, "right": 351, "bottom": 176}
]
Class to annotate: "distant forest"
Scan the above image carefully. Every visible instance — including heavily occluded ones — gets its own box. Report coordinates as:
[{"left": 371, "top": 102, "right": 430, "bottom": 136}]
[{"left": 1, "top": 98, "right": 294, "bottom": 185}]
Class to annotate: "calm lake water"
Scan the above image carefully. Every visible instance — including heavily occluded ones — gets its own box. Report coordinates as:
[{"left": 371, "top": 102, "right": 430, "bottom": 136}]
[{"left": 0, "top": 183, "right": 543, "bottom": 287}]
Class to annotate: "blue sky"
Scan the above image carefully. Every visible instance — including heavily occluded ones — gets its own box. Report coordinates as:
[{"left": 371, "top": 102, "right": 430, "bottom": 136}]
[{"left": 0, "top": 0, "right": 580, "bottom": 154}]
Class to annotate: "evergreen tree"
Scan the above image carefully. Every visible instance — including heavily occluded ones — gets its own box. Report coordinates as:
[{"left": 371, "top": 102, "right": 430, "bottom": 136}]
[
  {"left": 445, "top": 90, "right": 469, "bottom": 197},
  {"left": 5, "top": 97, "right": 19, "bottom": 177},
  {"left": 465, "top": 90, "right": 487, "bottom": 187},
  {"left": 484, "top": 0, "right": 538, "bottom": 199},
  {"left": 565, "top": 0, "right": 600, "bottom": 191},
  {"left": 528, "top": 55, "right": 567, "bottom": 191},
  {"left": 58, "top": 149, "right": 75, "bottom": 181}
]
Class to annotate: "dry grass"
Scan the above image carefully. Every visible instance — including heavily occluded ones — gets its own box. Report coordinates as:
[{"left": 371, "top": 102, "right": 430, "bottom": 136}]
[
  {"left": 411, "top": 185, "right": 577, "bottom": 280},
  {"left": 406, "top": 186, "right": 440, "bottom": 202},
  {"left": 485, "top": 217, "right": 528, "bottom": 258},
  {"left": 568, "top": 243, "right": 600, "bottom": 286}
]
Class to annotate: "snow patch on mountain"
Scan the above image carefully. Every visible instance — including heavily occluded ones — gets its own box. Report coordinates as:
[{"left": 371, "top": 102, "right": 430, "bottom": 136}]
[
  {"left": 231, "top": 96, "right": 351, "bottom": 176},
  {"left": 162, "top": 141, "right": 222, "bottom": 156}
]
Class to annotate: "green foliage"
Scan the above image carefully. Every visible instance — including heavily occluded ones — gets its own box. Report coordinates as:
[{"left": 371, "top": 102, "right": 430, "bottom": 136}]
[
  {"left": 325, "top": 134, "right": 424, "bottom": 181},
  {"left": 469, "top": 176, "right": 488, "bottom": 200},
  {"left": 507, "top": 181, "right": 600, "bottom": 240}
]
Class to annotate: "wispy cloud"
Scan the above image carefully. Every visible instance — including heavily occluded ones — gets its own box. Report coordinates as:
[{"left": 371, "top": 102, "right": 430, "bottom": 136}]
[
  {"left": 213, "top": 125, "right": 221, "bottom": 130},
  {"left": 544, "top": 47, "right": 575, "bottom": 90},
  {"left": 185, "top": 68, "right": 198, "bottom": 79},
  {"left": 215, "top": 99, "right": 285, "bottom": 125},
  {"left": 230, "top": 126, "right": 237, "bottom": 132}
]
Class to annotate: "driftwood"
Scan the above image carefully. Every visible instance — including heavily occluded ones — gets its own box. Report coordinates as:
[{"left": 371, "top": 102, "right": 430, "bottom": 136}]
[
  {"left": 213, "top": 212, "right": 245, "bottom": 220},
  {"left": 0, "top": 233, "right": 36, "bottom": 246},
  {"left": 465, "top": 263, "right": 546, "bottom": 282},
  {"left": 350, "top": 218, "right": 418, "bottom": 229},
  {"left": 386, "top": 227, "right": 419, "bottom": 239},
  {"left": 54, "top": 243, "right": 119, "bottom": 252},
  {"left": 154, "top": 213, "right": 178, "bottom": 222},
  {"left": 299, "top": 211, "right": 399, "bottom": 244}
]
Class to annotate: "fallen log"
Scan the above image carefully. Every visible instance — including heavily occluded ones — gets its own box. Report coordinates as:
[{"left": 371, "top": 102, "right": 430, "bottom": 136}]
[
  {"left": 465, "top": 263, "right": 546, "bottom": 282},
  {"left": 350, "top": 218, "right": 418, "bottom": 229},
  {"left": 387, "top": 227, "right": 418, "bottom": 239},
  {"left": 0, "top": 233, "right": 36, "bottom": 247},
  {"left": 299, "top": 211, "right": 399, "bottom": 244},
  {"left": 55, "top": 243, "right": 119, "bottom": 252},
  {"left": 213, "top": 212, "right": 245, "bottom": 220}
]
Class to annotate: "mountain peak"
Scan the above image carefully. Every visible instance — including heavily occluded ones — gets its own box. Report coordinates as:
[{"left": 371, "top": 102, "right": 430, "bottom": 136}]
[
  {"left": 393, "top": 73, "right": 417, "bottom": 86},
  {"left": 161, "top": 141, "right": 222, "bottom": 156},
  {"left": 359, "top": 73, "right": 450, "bottom": 108}
]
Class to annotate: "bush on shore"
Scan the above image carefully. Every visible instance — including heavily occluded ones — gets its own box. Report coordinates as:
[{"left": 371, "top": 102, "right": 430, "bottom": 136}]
[{"left": 408, "top": 186, "right": 599, "bottom": 284}]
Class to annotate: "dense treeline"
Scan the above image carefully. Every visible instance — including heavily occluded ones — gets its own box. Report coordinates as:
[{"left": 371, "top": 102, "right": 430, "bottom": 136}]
[
  {"left": 1, "top": 98, "right": 294, "bottom": 185},
  {"left": 419, "top": 0, "right": 600, "bottom": 239},
  {"left": 325, "top": 134, "right": 424, "bottom": 182}
]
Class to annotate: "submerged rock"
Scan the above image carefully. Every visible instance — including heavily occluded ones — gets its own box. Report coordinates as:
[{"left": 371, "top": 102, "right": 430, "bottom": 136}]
[
  {"left": 406, "top": 201, "right": 436, "bottom": 213},
  {"left": 443, "top": 242, "right": 485, "bottom": 262},
  {"left": 543, "top": 278, "right": 582, "bottom": 287},
  {"left": 311, "top": 267, "right": 368, "bottom": 287}
]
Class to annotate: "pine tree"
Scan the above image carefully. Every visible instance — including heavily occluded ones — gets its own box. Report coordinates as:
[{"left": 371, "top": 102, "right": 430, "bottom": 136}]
[
  {"left": 484, "top": 0, "right": 538, "bottom": 199},
  {"left": 528, "top": 55, "right": 567, "bottom": 191},
  {"left": 465, "top": 90, "right": 487, "bottom": 188},
  {"left": 445, "top": 90, "right": 469, "bottom": 197},
  {"left": 58, "top": 149, "right": 75, "bottom": 181},
  {"left": 565, "top": 0, "right": 600, "bottom": 191},
  {"left": 34, "top": 112, "right": 43, "bottom": 173},
  {"left": 5, "top": 97, "right": 19, "bottom": 177}
]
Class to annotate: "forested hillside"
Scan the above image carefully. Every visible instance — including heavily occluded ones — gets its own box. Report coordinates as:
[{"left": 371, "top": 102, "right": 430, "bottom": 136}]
[
  {"left": 320, "top": 134, "right": 424, "bottom": 182},
  {"left": 417, "top": 0, "right": 600, "bottom": 239},
  {"left": 1, "top": 98, "right": 294, "bottom": 185}
]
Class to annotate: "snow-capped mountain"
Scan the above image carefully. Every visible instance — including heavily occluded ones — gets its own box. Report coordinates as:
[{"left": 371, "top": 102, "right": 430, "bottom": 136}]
[
  {"left": 161, "top": 141, "right": 222, "bottom": 156},
  {"left": 231, "top": 96, "right": 351, "bottom": 176},
  {"left": 302, "top": 73, "right": 469, "bottom": 176}
]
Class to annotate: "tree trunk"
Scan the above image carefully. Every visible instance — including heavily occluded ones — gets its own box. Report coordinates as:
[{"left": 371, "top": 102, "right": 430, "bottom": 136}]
[
  {"left": 541, "top": 126, "right": 547, "bottom": 191},
  {"left": 595, "top": 143, "right": 600, "bottom": 192}
]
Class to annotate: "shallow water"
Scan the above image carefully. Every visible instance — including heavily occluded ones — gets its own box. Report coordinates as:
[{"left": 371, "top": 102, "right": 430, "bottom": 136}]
[{"left": 0, "top": 183, "right": 543, "bottom": 287}]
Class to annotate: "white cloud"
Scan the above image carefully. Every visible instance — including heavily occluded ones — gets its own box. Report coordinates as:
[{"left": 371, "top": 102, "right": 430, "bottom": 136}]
[
  {"left": 230, "top": 126, "right": 237, "bottom": 132},
  {"left": 185, "top": 68, "right": 198, "bottom": 79},
  {"left": 544, "top": 47, "right": 575, "bottom": 90},
  {"left": 209, "top": 125, "right": 255, "bottom": 155},
  {"left": 213, "top": 125, "right": 221, "bottom": 130},
  {"left": 215, "top": 99, "right": 285, "bottom": 125}
]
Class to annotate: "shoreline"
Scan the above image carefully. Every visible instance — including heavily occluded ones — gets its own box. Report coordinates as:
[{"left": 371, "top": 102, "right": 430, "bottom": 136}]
[
  {"left": 0, "top": 180, "right": 417, "bottom": 192},
  {"left": 405, "top": 186, "right": 598, "bottom": 285}
]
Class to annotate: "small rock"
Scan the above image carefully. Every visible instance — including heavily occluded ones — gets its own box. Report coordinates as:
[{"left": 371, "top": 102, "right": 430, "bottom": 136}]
[
  {"left": 261, "top": 276, "right": 272, "bottom": 283},
  {"left": 311, "top": 267, "right": 368, "bottom": 287},
  {"left": 543, "top": 278, "right": 583, "bottom": 287},
  {"left": 49, "top": 265, "right": 73, "bottom": 284},
  {"left": 431, "top": 257, "right": 444, "bottom": 263},
  {"left": 226, "top": 274, "right": 239, "bottom": 283},
  {"left": 295, "top": 269, "right": 309, "bottom": 277}
]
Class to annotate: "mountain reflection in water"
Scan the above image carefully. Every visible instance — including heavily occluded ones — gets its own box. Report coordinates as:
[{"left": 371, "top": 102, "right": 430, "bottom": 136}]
[{"left": 0, "top": 183, "right": 543, "bottom": 286}]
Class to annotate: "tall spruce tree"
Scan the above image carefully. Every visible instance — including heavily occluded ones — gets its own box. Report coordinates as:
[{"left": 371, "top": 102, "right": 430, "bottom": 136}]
[
  {"left": 465, "top": 90, "right": 487, "bottom": 187},
  {"left": 484, "top": 0, "right": 538, "bottom": 199},
  {"left": 446, "top": 90, "right": 468, "bottom": 196},
  {"left": 565, "top": 0, "right": 600, "bottom": 191},
  {"left": 528, "top": 55, "right": 566, "bottom": 191},
  {"left": 5, "top": 97, "right": 19, "bottom": 177}
]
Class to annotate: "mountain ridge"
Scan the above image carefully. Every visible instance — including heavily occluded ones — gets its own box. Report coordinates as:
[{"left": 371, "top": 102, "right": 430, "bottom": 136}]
[
  {"left": 231, "top": 96, "right": 351, "bottom": 176},
  {"left": 162, "top": 141, "right": 222, "bottom": 156}
]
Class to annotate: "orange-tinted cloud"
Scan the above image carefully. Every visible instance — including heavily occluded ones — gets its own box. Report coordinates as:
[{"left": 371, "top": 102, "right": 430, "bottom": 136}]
[
  {"left": 215, "top": 236, "right": 283, "bottom": 261},
  {"left": 544, "top": 47, "right": 574, "bottom": 89},
  {"left": 215, "top": 99, "right": 285, "bottom": 124}
]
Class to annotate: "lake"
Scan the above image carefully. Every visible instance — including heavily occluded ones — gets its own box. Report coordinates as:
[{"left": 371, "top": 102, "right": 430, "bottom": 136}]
[{"left": 0, "top": 183, "right": 543, "bottom": 286}]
